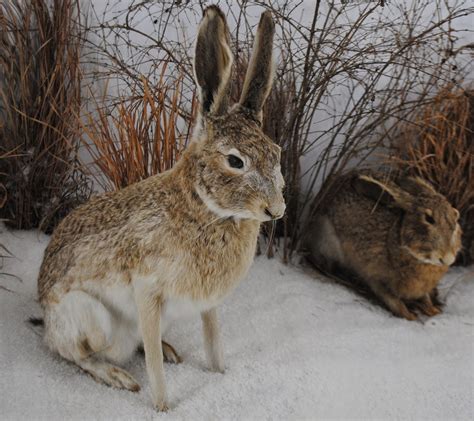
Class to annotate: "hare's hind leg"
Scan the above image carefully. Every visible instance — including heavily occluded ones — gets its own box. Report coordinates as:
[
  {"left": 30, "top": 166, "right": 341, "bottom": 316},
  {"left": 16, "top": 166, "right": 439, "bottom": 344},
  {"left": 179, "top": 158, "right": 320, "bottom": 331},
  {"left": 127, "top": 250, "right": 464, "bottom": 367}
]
[
  {"left": 77, "top": 358, "right": 140, "bottom": 392},
  {"left": 369, "top": 284, "right": 418, "bottom": 321},
  {"left": 44, "top": 290, "right": 140, "bottom": 391}
]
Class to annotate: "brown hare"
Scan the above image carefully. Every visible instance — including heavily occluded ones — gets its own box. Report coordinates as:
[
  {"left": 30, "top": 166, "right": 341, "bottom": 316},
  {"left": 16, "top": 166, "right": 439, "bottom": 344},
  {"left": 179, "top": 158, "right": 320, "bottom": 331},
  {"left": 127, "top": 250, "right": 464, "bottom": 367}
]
[
  {"left": 306, "top": 170, "right": 461, "bottom": 321},
  {"left": 37, "top": 6, "right": 284, "bottom": 411}
]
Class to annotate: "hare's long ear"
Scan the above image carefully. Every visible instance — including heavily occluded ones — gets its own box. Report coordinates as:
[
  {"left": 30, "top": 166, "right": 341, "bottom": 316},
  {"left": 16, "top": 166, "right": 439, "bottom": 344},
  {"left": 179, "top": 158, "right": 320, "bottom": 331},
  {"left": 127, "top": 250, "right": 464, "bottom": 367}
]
[
  {"left": 397, "top": 176, "right": 437, "bottom": 196},
  {"left": 239, "top": 11, "right": 275, "bottom": 124},
  {"left": 194, "top": 6, "right": 233, "bottom": 117},
  {"left": 352, "top": 174, "right": 413, "bottom": 210}
]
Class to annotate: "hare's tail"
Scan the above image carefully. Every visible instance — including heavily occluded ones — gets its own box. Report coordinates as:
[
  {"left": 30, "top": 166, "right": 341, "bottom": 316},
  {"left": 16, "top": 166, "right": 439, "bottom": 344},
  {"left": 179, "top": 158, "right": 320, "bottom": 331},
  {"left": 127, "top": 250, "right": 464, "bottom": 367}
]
[
  {"left": 27, "top": 316, "right": 45, "bottom": 337},
  {"left": 28, "top": 316, "right": 44, "bottom": 326}
]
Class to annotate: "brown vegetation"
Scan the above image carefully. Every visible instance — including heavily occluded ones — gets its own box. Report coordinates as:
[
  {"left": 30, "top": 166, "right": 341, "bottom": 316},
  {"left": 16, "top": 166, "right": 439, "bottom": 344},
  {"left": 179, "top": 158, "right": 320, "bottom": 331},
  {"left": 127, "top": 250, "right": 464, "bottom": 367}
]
[
  {"left": 0, "top": 0, "right": 91, "bottom": 233},
  {"left": 80, "top": 68, "right": 196, "bottom": 191}
]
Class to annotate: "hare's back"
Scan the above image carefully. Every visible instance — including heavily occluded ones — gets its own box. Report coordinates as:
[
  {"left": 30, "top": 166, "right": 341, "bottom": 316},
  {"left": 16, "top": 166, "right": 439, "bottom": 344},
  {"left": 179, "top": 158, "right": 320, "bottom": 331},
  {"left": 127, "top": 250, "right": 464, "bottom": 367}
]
[
  {"left": 54, "top": 177, "right": 163, "bottom": 242},
  {"left": 307, "top": 172, "right": 400, "bottom": 272},
  {"left": 323, "top": 173, "right": 399, "bottom": 241}
]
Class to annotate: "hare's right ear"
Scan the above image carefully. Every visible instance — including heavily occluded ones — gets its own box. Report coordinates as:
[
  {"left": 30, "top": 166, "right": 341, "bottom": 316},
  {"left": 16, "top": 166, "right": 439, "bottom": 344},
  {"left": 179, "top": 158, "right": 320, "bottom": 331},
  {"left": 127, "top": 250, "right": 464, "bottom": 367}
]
[
  {"left": 397, "top": 176, "right": 438, "bottom": 196},
  {"left": 352, "top": 174, "right": 413, "bottom": 210},
  {"left": 194, "top": 6, "right": 233, "bottom": 117},
  {"left": 239, "top": 11, "right": 275, "bottom": 124}
]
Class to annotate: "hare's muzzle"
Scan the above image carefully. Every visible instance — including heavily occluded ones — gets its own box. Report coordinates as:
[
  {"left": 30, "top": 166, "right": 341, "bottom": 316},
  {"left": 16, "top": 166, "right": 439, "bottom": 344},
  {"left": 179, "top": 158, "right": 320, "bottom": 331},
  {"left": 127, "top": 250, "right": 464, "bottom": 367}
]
[
  {"left": 440, "top": 251, "right": 456, "bottom": 266},
  {"left": 264, "top": 201, "right": 286, "bottom": 221}
]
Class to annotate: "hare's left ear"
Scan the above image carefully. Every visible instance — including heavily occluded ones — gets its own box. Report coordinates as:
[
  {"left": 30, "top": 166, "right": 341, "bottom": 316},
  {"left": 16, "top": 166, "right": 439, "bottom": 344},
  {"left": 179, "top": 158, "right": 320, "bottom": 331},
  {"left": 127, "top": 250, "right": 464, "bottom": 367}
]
[
  {"left": 194, "top": 6, "right": 233, "bottom": 117},
  {"left": 239, "top": 11, "right": 275, "bottom": 124}
]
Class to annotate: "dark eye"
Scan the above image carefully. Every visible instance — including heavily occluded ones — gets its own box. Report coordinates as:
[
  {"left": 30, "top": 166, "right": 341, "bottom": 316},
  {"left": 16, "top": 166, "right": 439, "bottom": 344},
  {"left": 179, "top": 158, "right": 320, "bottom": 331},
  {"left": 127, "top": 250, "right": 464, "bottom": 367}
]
[
  {"left": 425, "top": 213, "right": 435, "bottom": 224},
  {"left": 228, "top": 154, "right": 244, "bottom": 169}
]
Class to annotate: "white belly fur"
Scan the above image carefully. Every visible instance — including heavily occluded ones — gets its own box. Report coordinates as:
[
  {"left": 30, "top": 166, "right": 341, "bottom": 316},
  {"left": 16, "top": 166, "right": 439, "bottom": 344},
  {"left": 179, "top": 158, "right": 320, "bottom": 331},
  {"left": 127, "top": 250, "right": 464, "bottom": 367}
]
[
  {"left": 45, "top": 275, "right": 223, "bottom": 365},
  {"left": 161, "top": 297, "right": 220, "bottom": 331},
  {"left": 85, "top": 279, "right": 219, "bottom": 336}
]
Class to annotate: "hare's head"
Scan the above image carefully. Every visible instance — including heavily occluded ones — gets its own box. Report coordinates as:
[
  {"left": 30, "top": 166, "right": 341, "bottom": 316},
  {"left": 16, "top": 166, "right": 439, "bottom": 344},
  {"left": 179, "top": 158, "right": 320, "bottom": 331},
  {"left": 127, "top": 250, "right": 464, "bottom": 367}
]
[
  {"left": 191, "top": 6, "right": 285, "bottom": 222},
  {"left": 353, "top": 173, "right": 462, "bottom": 266}
]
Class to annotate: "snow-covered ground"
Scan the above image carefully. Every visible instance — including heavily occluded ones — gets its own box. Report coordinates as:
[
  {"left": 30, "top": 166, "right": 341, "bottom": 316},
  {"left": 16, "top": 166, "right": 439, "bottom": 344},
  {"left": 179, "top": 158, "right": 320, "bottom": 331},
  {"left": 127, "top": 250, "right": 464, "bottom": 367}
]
[{"left": 1, "top": 228, "right": 473, "bottom": 420}]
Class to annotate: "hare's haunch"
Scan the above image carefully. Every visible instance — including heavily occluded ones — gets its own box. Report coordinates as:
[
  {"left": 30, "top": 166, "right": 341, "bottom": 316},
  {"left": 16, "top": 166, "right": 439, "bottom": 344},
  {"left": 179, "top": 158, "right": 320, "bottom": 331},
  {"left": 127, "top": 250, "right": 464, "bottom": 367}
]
[{"left": 38, "top": 6, "right": 284, "bottom": 411}]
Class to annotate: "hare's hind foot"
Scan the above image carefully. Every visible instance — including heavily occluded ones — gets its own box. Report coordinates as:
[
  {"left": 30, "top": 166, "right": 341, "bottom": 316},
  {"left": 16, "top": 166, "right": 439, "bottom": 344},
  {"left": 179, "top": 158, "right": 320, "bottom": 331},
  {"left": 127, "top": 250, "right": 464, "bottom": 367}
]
[
  {"left": 137, "top": 341, "right": 182, "bottom": 364},
  {"left": 78, "top": 358, "right": 140, "bottom": 392},
  {"left": 371, "top": 286, "right": 418, "bottom": 320},
  {"left": 389, "top": 300, "right": 418, "bottom": 321},
  {"left": 162, "top": 340, "right": 182, "bottom": 364}
]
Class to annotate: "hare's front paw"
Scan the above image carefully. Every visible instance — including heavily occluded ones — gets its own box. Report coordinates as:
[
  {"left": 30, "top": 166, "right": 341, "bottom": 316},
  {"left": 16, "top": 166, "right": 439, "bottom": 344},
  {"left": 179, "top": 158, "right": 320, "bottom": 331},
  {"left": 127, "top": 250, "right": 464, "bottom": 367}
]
[
  {"left": 418, "top": 303, "right": 442, "bottom": 317},
  {"left": 208, "top": 349, "right": 225, "bottom": 373},
  {"left": 413, "top": 294, "right": 442, "bottom": 317},
  {"left": 153, "top": 399, "right": 169, "bottom": 412},
  {"left": 211, "top": 361, "right": 225, "bottom": 374}
]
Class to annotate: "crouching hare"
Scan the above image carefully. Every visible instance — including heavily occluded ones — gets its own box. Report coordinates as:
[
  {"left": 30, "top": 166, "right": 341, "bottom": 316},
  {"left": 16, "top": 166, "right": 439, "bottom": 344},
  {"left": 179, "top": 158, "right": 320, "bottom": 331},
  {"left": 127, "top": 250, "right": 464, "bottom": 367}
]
[
  {"left": 38, "top": 6, "right": 284, "bottom": 411},
  {"left": 305, "top": 170, "right": 461, "bottom": 321}
]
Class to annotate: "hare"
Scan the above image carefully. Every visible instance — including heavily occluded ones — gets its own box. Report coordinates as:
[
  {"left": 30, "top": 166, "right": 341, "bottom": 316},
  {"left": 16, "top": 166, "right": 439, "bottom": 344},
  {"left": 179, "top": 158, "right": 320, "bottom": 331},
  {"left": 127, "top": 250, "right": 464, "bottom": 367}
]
[
  {"left": 305, "top": 170, "right": 461, "bottom": 321},
  {"left": 37, "top": 6, "right": 284, "bottom": 411}
]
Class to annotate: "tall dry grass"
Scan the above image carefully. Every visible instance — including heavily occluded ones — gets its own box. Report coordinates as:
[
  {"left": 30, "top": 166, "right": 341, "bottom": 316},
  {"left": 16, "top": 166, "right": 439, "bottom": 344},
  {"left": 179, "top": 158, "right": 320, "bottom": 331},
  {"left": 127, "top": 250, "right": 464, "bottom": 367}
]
[
  {"left": 0, "top": 0, "right": 91, "bottom": 233},
  {"left": 390, "top": 87, "right": 474, "bottom": 264},
  {"left": 81, "top": 70, "right": 196, "bottom": 191}
]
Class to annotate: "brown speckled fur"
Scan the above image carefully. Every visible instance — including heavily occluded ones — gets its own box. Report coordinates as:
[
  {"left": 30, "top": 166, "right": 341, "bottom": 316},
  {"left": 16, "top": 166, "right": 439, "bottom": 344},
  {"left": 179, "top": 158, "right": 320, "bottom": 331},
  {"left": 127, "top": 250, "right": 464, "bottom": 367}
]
[
  {"left": 38, "top": 130, "right": 274, "bottom": 304},
  {"left": 38, "top": 6, "right": 283, "bottom": 411},
  {"left": 306, "top": 170, "right": 462, "bottom": 320}
]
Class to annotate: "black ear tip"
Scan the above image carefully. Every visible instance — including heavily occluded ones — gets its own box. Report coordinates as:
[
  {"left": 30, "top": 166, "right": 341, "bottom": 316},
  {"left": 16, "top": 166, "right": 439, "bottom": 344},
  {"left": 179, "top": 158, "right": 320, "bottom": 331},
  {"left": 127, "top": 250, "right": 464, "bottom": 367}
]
[
  {"left": 203, "top": 5, "right": 225, "bottom": 20},
  {"left": 259, "top": 10, "right": 275, "bottom": 29}
]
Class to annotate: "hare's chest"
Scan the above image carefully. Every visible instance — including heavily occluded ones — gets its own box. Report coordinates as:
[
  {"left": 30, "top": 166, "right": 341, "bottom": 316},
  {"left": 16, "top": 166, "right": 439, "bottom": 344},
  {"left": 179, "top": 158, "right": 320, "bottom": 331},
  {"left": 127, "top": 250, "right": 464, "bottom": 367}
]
[
  {"left": 399, "top": 264, "right": 448, "bottom": 299},
  {"left": 180, "top": 220, "right": 260, "bottom": 297}
]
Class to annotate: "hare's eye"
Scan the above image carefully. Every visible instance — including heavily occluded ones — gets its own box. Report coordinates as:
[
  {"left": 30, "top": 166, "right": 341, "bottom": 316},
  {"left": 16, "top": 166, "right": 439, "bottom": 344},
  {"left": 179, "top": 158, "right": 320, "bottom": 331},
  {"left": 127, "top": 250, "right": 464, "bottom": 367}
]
[
  {"left": 228, "top": 154, "right": 244, "bottom": 169},
  {"left": 425, "top": 213, "right": 435, "bottom": 225}
]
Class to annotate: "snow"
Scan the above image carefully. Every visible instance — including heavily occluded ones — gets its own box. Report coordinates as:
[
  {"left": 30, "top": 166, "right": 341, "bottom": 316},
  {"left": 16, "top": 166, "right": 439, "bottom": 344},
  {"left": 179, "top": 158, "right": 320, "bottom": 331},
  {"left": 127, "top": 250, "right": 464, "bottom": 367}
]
[{"left": 1, "top": 228, "right": 473, "bottom": 420}]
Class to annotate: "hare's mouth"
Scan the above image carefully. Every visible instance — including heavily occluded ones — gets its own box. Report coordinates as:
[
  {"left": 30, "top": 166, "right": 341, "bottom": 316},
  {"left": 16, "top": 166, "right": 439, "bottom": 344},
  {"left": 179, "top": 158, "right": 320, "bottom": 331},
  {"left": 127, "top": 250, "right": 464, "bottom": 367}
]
[{"left": 402, "top": 246, "right": 445, "bottom": 267}]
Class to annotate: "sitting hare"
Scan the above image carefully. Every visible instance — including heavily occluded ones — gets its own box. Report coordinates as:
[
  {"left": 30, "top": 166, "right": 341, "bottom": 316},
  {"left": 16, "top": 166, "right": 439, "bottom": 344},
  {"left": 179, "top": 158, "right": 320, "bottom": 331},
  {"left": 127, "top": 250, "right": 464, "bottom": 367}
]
[
  {"left": 306, "top": 170, "right": 461, "bottom": 320},
  {"left": 38, "top": 6, "right": 284, "bottom": 411}
]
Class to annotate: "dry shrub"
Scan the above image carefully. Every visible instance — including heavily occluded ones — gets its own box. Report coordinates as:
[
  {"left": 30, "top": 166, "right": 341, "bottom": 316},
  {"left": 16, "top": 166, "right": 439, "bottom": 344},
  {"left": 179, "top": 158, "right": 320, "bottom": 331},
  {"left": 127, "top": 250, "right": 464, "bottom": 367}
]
[
  {"left": 390, "top": 87, "right": 474, "bottom": 265},
  {"left": 81, "top": 71, "right": 196, "bottom": 191},
  {"left": 0, "top": 0, "right": 92, "bottom": 233}
]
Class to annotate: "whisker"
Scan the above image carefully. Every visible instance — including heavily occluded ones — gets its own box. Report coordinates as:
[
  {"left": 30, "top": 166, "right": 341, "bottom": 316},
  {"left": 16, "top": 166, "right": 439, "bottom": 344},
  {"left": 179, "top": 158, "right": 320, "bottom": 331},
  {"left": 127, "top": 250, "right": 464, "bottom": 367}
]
[{"left": 265, "top": 220, "right": 277, "bottom": 256}]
